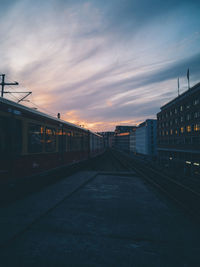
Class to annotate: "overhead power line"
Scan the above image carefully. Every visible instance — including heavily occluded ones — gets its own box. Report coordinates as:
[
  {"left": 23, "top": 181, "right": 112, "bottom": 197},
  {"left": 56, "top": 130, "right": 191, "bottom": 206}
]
[{"left": 0, "top": 73, "right": 32, "bottom": 102}]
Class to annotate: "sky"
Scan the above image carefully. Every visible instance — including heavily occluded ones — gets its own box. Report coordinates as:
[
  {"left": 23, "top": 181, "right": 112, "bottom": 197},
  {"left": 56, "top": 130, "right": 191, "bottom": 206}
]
[{"left": 1, "top": 0, "right": 200, "bottom": 131}]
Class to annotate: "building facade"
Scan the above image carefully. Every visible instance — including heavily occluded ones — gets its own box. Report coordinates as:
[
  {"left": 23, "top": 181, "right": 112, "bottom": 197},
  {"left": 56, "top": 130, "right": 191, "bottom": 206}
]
[
  {"left": 98, "top": 131, "right": 115, "bottom": 148},
  {"left": 157, "top": 82, "right": 200, "bottom": 175},
  {"left": 135, "top": 119, "right": 157, "bottom": 156},
  {"left": 114, "top": 125, "right": 137, "bottom": 152}
]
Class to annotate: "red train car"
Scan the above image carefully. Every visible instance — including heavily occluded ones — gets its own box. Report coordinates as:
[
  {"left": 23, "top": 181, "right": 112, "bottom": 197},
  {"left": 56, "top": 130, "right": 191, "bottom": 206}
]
[{"left": 0, "top": 97, "right": 104, "bottom": 184}]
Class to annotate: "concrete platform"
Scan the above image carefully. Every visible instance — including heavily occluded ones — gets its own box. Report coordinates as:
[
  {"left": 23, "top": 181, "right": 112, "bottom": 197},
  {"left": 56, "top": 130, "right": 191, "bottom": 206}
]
[{"left": 0, "top": 171, "right": 200, "bottom": 266}]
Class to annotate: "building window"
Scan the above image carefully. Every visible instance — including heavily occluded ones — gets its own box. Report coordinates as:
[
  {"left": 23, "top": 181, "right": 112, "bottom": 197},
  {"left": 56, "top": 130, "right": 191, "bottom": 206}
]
[
  {"left": 174, "top": 108, "right": 177, "bottom": 114},
  {"left": 170, "top": 111, "right": 172, "bottom": 116},
  {"left": 175, "top": 130, "right": 178, "bottom": 135},
  {"left": 180, "top": 116, "right": 184, "bottom": 122},
  {"left": 166, "top": 131, "right": 168, "bottom": 135},
  {"left": 170, "top": 129, "right": 173, "bottom": 135},
  {"left": 186, "top": 114, "right": 191, "bottom": 120},
  {"left": 193, "top": 99, "right": 199, "bottom": 105},
  {"left": 186, "top": 125, "right": 191, "bottom": 132},
  {"left": 180, "top": 105, "right": 183, "bottom": 111},
  {"left": 194, "top": 112, "right": 200, "bottom": 118},
  {"left": 181, "top": 127, "right": 184, "bottom": 133},
  {"left": 194, "top": 124, "right": 200, "bottom": 131},
  {"left": 175, "top": 118, "right": 178, "bottom": 124},
  {"left": 186, "top": 103, "right": 190, "bottom": 109}
]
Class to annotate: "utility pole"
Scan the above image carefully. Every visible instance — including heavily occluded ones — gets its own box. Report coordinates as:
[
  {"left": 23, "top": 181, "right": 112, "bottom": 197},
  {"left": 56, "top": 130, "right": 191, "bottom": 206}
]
[
  {"left": 0, "top": 74, "right": 32, "bottom": 102},
  {"left": 0, "top": 74, "right": 19, "bottom": 97}
]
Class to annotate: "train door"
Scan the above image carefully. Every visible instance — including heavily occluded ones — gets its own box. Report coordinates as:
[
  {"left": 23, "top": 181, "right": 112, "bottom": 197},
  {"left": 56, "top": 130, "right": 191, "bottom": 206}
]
[{"left": 0, "top": 116, "right": 11, "bottom": 181}]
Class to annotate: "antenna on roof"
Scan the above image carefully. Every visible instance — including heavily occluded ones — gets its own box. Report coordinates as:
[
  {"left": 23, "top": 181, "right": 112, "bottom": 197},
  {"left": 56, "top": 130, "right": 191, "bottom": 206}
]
[
  {"left": 177, "top": 77, "right": 180, "bottom": 96},
  {"left": 187, "top": 68, "right": 190, "bottom": 89}
]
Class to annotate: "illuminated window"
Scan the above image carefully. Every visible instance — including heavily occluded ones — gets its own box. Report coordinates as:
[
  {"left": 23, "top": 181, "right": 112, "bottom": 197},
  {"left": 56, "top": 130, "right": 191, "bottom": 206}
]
[
  {"left": 175, "top": 130, "right": 178, "bottom": 135},
  {"left": 186, "top": 125, "right": 191, "bottom": 132},
  {"left": 45, "top": 127, "right": 56, "bottom": 152},
  {"left": 194, "top": 124, "right": 200, "bottom": 131},
  {"left": 181, "top": 127, "right": 184, "bottom": 133},
  {"left": 166, "top": 131, "right": 168, "bottom": 135},
  {"left": 180, "top": 105, "right": 183, "bottom": 111},
  {"left": 170, "top": 129, "right": 173, "bottom": 135}
]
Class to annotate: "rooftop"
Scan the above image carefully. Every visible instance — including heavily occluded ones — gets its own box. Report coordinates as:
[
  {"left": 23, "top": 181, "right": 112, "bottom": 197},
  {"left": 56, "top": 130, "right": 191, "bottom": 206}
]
[{"left": 160, "top": 82, "right": 200, "bottom": 111}]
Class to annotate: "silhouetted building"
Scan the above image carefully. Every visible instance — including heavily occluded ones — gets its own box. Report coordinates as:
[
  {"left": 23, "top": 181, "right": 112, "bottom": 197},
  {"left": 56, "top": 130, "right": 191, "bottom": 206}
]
[
  {"left": 130, "top": 131, "right": 136, "bottom": 153},
  {"left": 157, "top": 82, "right": 200, "bottom": 175},
  {"left": 114, "top": 125, "right": 137, "bottom": 152},
  {"left": 136, "top": 119, "right": 157, "bottom": 156},
  {"left": 98, "top": 131, "right": 115, "bottom": 148},
  {"left": 115, "top": 125, "right": 137, "bottom": 134},
  {"left": 114, "top": 132, "right": 131, "bottom": 152}
]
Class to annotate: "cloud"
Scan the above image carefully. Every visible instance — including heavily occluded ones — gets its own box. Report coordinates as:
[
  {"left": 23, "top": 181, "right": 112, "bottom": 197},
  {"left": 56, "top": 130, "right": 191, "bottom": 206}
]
[{"left": 0, "top": 0, "right": 200, "bottom": 131}]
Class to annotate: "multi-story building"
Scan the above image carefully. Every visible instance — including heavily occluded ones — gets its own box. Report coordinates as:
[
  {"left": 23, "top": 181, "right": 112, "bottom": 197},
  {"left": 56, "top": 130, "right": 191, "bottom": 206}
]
[
  {"left": 98, "top": 131, "right": 115, "bottom": 148},
  {"left": 135, "top": 119, "right": 157, "bottom": 156},
  {"left": 114, "top": 132, "right": 130, "bottom": 152},
  {"left": 130, "top": 131, "right": 136, "bottom": 153},
  {"left": 114, "top": 125, "right": 137, "bottom": 152},
  {"left": 157, "top": 82, "right": 200, "bottom": 175},
  {"left": 115, "top": 125, "right": 137, "bottom": 134}
]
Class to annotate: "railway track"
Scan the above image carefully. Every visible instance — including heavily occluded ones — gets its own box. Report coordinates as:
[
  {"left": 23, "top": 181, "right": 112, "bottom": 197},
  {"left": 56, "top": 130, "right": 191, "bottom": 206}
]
[{"left": 110, "top": 149, "right": 200, "bottom": 221}]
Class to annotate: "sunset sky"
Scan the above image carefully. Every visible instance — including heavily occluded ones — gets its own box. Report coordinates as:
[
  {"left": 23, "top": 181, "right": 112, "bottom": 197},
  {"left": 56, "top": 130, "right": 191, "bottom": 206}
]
[{"left": 1, "top": 0, "right": 200, "bottom": 131}]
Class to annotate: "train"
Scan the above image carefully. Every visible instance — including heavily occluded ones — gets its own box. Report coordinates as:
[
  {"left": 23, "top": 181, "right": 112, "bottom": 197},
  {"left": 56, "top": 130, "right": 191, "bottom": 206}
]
[{"left": 0, "top": 97, "right": 104, "bottom": 183}]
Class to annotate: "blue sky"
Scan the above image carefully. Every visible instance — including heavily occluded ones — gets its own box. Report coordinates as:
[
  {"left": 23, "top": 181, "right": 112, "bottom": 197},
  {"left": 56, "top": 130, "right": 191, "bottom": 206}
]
[{"left": 1, "top": 0, "right": 200, "bottom": 131}]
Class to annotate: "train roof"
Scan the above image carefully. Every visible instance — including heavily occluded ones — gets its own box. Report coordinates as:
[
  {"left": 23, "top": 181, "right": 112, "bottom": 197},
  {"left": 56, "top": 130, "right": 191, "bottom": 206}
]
[{"left": 0, "top": 97, "right": 100, "bottom": 136}]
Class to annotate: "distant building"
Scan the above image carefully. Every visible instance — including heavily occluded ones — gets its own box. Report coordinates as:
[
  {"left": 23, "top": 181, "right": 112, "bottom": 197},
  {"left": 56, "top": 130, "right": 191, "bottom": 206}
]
[
  {"left": 136, "top": 119, "right": 157, "bottom": 156},
  {"left": 98, "top": 131, "right": 115, "bottom": 148},
  {"left": 157, "top": 82, "right": 200, "bottom": 175},
  {"left": 130, "top": 131, "right": 136, "bottom": 153},
  {"left": 115, "top": 125, "right": 137, "bottom": 134},
  {"left": 114, "top": 125, "right": 137, "bottom": 152},
  {"left": 114, "top": 132, "right": 130, "bottom": 152}
]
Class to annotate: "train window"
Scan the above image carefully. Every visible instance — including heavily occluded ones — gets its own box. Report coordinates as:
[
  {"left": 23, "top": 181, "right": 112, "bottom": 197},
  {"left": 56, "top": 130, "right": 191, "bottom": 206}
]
[
  {"left": 45, "top": 127, "right": 56, "bottom": 152},
  {"left": 73, "top": 131, "right": 82, "bottom": 151},
  {"left": 28, "top": 124, "right": 44, "bottom": 153},
  {"left": 65, "top": 131, "right": 71, "bottom": 151},
  {"left": 57, "top": 129, "right": 66, "bottom": 153}
]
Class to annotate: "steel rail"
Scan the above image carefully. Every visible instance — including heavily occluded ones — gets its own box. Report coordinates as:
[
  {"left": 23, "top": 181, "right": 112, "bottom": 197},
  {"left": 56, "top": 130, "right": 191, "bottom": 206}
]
[{"left": 111, "top": 149, "right": 200, "bottom": 222}]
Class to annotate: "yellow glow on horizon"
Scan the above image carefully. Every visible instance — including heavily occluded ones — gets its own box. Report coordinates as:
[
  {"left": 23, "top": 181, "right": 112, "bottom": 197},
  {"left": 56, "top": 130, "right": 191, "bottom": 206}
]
[{"left": 62, "top": 111, "right": 144, "bottom": 131}]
